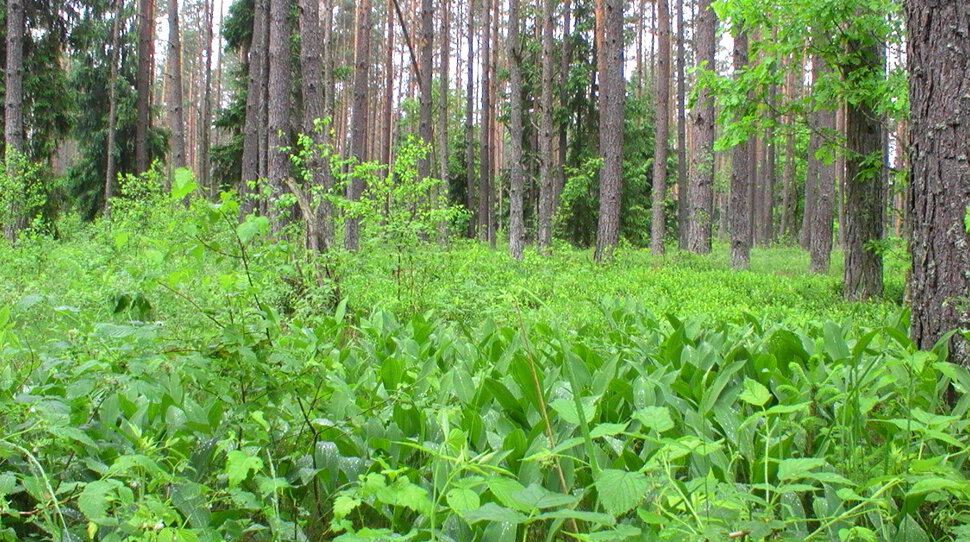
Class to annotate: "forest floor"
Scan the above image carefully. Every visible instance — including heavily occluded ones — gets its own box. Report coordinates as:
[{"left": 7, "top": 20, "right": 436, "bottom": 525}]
[{"left": 0, "top": 198, "right": 965, "bottom": 541}]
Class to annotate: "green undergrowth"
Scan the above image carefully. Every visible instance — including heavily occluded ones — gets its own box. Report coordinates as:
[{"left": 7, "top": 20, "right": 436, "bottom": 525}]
[{"left": 1, "top": 187, "right": 967, "bottom": 541}]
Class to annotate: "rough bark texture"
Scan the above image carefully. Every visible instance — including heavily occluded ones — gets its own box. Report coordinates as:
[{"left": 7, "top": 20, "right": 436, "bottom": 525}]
[
  {"left": 807, "top": 58, "right": 836, "bottom": 274},
  {"left": 104, "top": 0, "right": 123, "bottom": 218},
  {"left": 4, "top": 0, "right": 24, "bottom": 240},
  {"left": 266, "top": 0, "right": 291, "bottom": 231},
  {"left": 842, "top": 40, "right": 884, "bottom": 301},
  {"left": 167, "top": 0, "right": 187, "bottom": 172},
  {"left": 418, "top": 0, "right": 433, "bottom": 180},
  {"left": 345, "top": 0, "right": 372, "bottom": 251},
  {"left": 478, "top": 0, "right": 493, "bottom": 244},
  {"left": 729, "top": 28, "right": 752, "bottom": 270},
  {"left": 507, "top": 0, "right": 525, "bottom": 259},
  {"left": 241, "top": 0, "right": 269, "bottom": 210},
  {"left": 536, "top": 0, "right": 556, "bottom": 252},
  {"left": 675, "top": 0, "right": 688, "bottom": 249},
  {"left": 686, "top": 0, "right": 716, "bottom": 254},
  {"left": 299, "top": 0, "right": 332, "bottom": 251},
  {"left": 200, "top": 0, "right": 215, "bottom": 194},
  {"left": 437, "top": 0, "right": 450, "bottom": 199},
  {"left": 135, "top": 0, "right": 154, "bottom": 174},
  {"left": 779, "top": 63, "right": 801, "bottom": 240},
  {"left": 905, "top": 0, "right": 970, "bottom": 365},
  {"left": 593, "top": 0, "right": 625, "bottom": 262},
  {"left": 464, "top": 0, "right": 476, "bottom": 236},
  {"left": 650, "top": 0, "right": 670, "bottom": 255}
]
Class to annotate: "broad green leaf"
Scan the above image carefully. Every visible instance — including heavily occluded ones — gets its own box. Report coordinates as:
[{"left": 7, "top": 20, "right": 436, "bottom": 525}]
[
  {"left": 738, "top": 378, "right": 771, "bottom": 407},
  {"left": 171, "top": 167, "right": 198, "bottom": 200},
  {"left": 511, "top": 483, "right": 578, "bottom": 510},
  {"left": 906, "top": 478, "right": 970, "bottom": 497},
  {"left": 633, "top": 406, "right": 674, "bottom": 433},
  {"left": 446, "top": 488, "right": 481, "bottom": 513},
  {"left": 590, "top": 422, "right": 629, "bottom": 439},
  {"left": 237, "top": 215, "right": 270, "bottom": 244},
  {"left": 78, "top": 480, "right": 118, "bottom": 524},
  {"left": 333, "top": 494, "right": 362, "bottom": 519},
  {"left": 225, "top": 450, "right": 263, "bottom": 487},
  {"left": 538, "top": 509, "right": 616, "bottom": 525},
  {"left": 462, "top": 503, "right": 528, "bottom": 524},
  {"left": 594, "top": 469, "right": 648, "bottom": 516},
  {"left": 487, "top": 477, "right": 527, "bottom": 511},
  {"left": 777, "top": 458, "right": 828, "bottom": 481},
  {"left": 550, "top": 396, "right": 597, "bottom": 425}
]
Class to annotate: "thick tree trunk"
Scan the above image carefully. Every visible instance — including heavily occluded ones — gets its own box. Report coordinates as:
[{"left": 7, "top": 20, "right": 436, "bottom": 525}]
[
  {"left": 650, "top": 0, "right": 670, "bottom": 255},
  {"left": 593, "top": 0, "right": 625, "bottom": 262},
  {"left": 841, "top": 40, "right": 884, "bottom": 300},
  {"left": 104, "top": 0, "right": 123, "bottom": 219},
  {"left": 167, "top": 0, "right": 187, "bottom": 174},
  {"left": 675, "top": 0, "right": 688, "bottom": 249},
  {"left": 806, "top": 57, "right": 836, "bottom": 274},
  {"left": 507, "top": 0, "right": 525, "bottom": 259},
  {"left": 299, "top": 0, "right": 333, "bottom": 251},
  {"left": 345, "top": 0, "right": 372, "bottom": 250},
  {"left": 241, "top": 0, "right": 269, "bottom": 212},
  {"left": 464, "top": 0, "right": 476, "bottom": 236},
  {"left": 135, "top": 0, "right": 154, "bottom": 174},
  {"left": 686, "top": 0, "right": 716, "bottom": 254},
  {"left": 729, "top": 27, "right": 752, "bottom": 270},
  {"left": 266, "top": 0, "right": 291, "bottom": 231},
  {"left": 905, "top": 0, "right": 970, "bottom": 365},
  {"left": 536, "top": 0, "right": 556, "bottom": 252}
]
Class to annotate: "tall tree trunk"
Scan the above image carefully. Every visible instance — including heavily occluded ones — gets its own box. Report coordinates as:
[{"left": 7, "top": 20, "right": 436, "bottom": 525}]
[
  {"left": 555, "top": 0, "right": 571, "bottom": 209},
  {"left": 241, "top": 0, "right": 268, "bottom": 212},
  {"left": 383, "top": 0, "right": 395, "bottom": 171},
  {"left": 104, "top": 0, "right": 124, "bottom": 219},
  {"left": 536, "top": 0, "right": 556, "bottom": 252},
  {"left": 841, "top": 39, "right": 884, "bottom": 300},
  {"left": 167, "top": 0, "right": 187, "bottom": 175},
  {"left": 200, "top": 0, "right": 215, "bottom": 195},
  {"left": 418, "top": 0, "right": 433, "bottom": 179},
  {"left": 507, "top": 0, "right": 525, "bottom": 259},
  {"left": 345, "top": 0, "right": 372, "bottom": 250},
  {"left": 593, "top": 0, "right": 625, "bottom": 262},
  {"left": 136, "top": 0, "right": 154, "bottom": 174},
  {"left": 905, "top": 0, "right": 970, "bottom": 366},
  {"left": 779, "top": 60, "right": 801, "bottom": 240},
  {"left": 4, "top": 0, "right": 24, "bottom": 239},
  {"left": 464, "top": 0, "right": 476, "bottom": 236},
  {"left": 808, "top": 62, "right": 836, "bottom": 274},
  {"left": 686, "top": 0, "right": 716, "bottom": 254},
  {"left": 675, "top": 0, "right": 688, "bottom": 249},
  {"left": 478, "top": 0, "right": 493, "bottom": 244},
  {"left": 437, "top": 0, "right": 451, "bottom": 197},
  {"left": 729, "top": 25, "right": 752, "bottom": 270},
  {"left": 299, "top": 0, "right": 332, "bottom": 251},
  {"left": 266, "top": 0, "right": 291, "bottom": 230},
  {"left": 650, "top": 0, "right": 670, "bottom": 255}
]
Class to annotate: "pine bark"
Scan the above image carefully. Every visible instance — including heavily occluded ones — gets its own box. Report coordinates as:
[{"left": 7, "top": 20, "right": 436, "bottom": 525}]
[
  {"left": 650, "top": 0, "right": 670, "bottom": 255},
  {"left": 266, "top": 0, "right": 291, "bottom": 230},
  {"left": 200, "top": 0, "right": 215, "bottom": 195},
  {"left": 135, "top": 0, "right": 154, "bottom": 174},
  {"left": 418, "top": 0, "right": 434, "bottom": 180},
  {"left": 104, "top": 0, "right": 123, "bottom": 218},
  {"left": 686, "top": 0, "right": 716, "bottom": 254},
  {"left": 437, "top": 0, "right": 451, "bottom": 191},
  {"left": 478, "top": 0, "right": 493, "bottom": 244},
  {"left": 507, "top": 0, "right": 525, "bottom": 259},
  {"left": 4, "top": 0, "right": 24, "bottom": 239},
  {"left": 675, "top": 0, "right": 688, "bottom": 249},
  {"left": 167, "top": 0, "right": 187, "bottom": 173},
  {"left": 345, "top": 0, "right": 372, "bottom": 250},
  {"left": 807, "top": 58, "right": 836, "bottom": 274},
  {"left": 729, "top": 26, "right": 752, "bottom": 270},
  {"left": 905, "top": 0, "right": 970, "bottom": 365},
  {"left": 241, "top": 0, "right": 269, "bottom": 209},
  {"left": 464, "top": 0, "right": 476, "bottom": 236},
  {"left": 299, "top": 0, "right": 333, "bottom": 251},
  {"left": 536, "top": 0, "right": 556, "bottom": 251},
  {"left": 841, "top": 39, "right": 884, "bottom": 300},
  {"left": 593, "top": 0, "right": 625, "bottom": 262}
]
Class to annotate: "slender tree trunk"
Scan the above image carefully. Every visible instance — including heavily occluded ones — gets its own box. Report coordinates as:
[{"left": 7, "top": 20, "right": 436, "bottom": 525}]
[
  {"left": 135, "top": 0, "right": 154, "bottom": 174},
  {"left": 808, "top": 61, "right": 836, "bottom": 274},
  {"left": 841, "top": 39, "right": 884, "bottom": 300},
  {"left": 4, "top": 0, "right": 25, "bottom": 239},
  {"left": 536, "top": 0, "right": 556, "bottom": 252},
  {"left": 241, "top": 0, "right": 269, "bottom": 212},
  {"left": 593, "top": 0, "right": 625, "bottom": 262},
  {"left": 729, "top": 26, "right": 752, "bottom": 270},
  {"left": 478, "top": 0, "right": 493, "bottom": 244},
  {"left": 800, "top": 56, "right": 821, "bottom": 250},
  {"left": 200, "top": 0, "right": 215, "bottom": 195},
  {"left": 686, "top": 0, "right": 716, "bottom": 254},
  {"left": 383, "top": 1, "right": 395, "bottom": 172},
  {"left": 437, "top": 0, "right": 451, "bottom": 195},
  {"left": 555, "top": 0, "right": 571, "bottom": 209},
  {"left": 345, "top": 0, "right": 372, "bottom": 250},
  {"left": 650, "top": 0, "right": 671, "bottom": 255},
  {"left": 418, "top": 0, "right": 433, "bottom": 179},
  {"left": 167, "top": 0, "right": 187, "bottom": 175},
  {"left": 464, "top": 0, "right": 476, "bottom": 236},
  {"left": 507, "top": 0, "right": 525, "bottom": 259},
  {"left": 675, "top": 0, "right": 688, "bottom": 249},
  {"left": 779, "top": 61, "right": 801, "bottom": 240},
  {"left": 104, "top": 0, "right": 124, "bottom": 219},
  {"left": 905, "top": 0, "right": 970, "bottom": 366}
]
